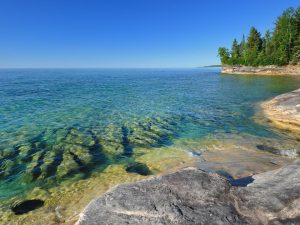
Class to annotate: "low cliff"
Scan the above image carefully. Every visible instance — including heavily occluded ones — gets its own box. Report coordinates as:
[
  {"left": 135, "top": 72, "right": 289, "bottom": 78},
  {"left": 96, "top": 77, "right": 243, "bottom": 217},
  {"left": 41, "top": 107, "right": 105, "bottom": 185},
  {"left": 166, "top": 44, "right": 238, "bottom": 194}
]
[
  {"left": 76, "top": 161, "right": 300, "bottom": 225},
  {"left": 222, "top": 65, "right": 300, "bottom": 75}
]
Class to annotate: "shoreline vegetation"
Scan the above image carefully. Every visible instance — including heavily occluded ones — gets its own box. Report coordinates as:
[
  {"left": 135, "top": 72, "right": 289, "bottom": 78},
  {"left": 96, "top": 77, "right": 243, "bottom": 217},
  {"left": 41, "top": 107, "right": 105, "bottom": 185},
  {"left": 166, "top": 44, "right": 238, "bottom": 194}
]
[{"left": 218, "top": 6, "right": 300, "bottom": 72}]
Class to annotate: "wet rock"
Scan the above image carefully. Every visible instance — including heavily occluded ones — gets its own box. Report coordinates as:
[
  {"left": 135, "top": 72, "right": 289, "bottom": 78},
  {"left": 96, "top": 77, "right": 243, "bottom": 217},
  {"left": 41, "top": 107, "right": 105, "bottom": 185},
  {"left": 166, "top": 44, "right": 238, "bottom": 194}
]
[
  {"left": 77, "top": 161, "right": 300, "bottom": 225},
  {"left": 56, "top": 151, "right": 80, "bottom": 178},
  {"left": 18, "top": 144, "right": 32, "bottom": 160},
  {"left": 67, "top": 144, "right": 93, "bottom": 166},
  {"left": 127, "top": 120, "right": 173, "bottom": 148},
  {"left": 11, "top": 199, "right": 44, "bottom": 215},
  {"left": 100, "top": 124, "right": 124, "bottom": 156}
]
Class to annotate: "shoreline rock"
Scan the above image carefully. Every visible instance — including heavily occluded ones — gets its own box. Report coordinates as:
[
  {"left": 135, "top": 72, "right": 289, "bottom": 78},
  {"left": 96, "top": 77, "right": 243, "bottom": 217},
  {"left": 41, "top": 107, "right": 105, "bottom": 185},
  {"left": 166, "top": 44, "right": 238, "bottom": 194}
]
[
  {"left": 261, "top": 89, "right": 300, "bottom": 135},
  {"left": 221, "top": 65, "right": 300, "bottom": 75},
  {"left": 76, "top": 161, "right": 300, "bottom": 225}
]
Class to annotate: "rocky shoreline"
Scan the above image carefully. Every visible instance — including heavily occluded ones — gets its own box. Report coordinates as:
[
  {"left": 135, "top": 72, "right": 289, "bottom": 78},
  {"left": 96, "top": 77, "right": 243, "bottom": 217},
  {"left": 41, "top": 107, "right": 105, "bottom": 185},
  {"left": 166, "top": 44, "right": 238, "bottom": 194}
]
[
  {"left": 76, "top": 161, "right": 300, "bottom": 225},
  {"left": 75, "top": 89, "right": 300, "bottom": 225},
  {"left": 261, "top": 89, "right": 300, "bottom": 135},
  {"left": 222, "top": 65, "right": 300, "bottom": 75}
]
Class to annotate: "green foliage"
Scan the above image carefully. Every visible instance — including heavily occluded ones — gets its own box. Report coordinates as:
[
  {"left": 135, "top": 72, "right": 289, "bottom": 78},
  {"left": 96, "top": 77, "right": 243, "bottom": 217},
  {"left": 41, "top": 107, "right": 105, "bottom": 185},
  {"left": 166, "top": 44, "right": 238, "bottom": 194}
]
[
  {"left": 238, "top": 35, "right": 246, "bottom": 64},
  {"left": 218, "top": 47, "right": 230, "bottom": 65},
  {"left": 292, "top": 6, "right": 300, "bottom": 64},
  {"left": 218, "top": 6, "right": 300, "bottom": 66},
  {"left": 244, "top": 27, "right": 262, "bottom": 66},
  {"left": 231, "top": 39, "right": 240, "bottom": 65}
]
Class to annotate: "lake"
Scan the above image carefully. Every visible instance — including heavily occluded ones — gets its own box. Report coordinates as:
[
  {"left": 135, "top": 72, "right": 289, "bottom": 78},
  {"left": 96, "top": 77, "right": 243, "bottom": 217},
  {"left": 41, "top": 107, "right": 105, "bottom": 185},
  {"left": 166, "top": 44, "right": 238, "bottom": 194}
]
[{"left": 0, "top": 68, "right": 299, "bottom": 223}]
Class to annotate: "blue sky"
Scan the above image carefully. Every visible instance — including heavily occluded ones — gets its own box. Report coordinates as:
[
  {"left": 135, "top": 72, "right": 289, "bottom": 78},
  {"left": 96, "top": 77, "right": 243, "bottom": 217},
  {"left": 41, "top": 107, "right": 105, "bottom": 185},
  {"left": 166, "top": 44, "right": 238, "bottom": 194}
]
[{"left": 0, "top": 0, "right": 299, "bottom": 68}]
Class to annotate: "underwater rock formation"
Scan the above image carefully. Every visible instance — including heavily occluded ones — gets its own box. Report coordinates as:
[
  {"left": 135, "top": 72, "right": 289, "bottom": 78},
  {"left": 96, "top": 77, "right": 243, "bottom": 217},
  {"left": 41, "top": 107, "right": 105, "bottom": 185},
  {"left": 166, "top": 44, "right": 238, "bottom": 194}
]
[{"left": 0, "top": 115, "right": 180, "bottom": 187}]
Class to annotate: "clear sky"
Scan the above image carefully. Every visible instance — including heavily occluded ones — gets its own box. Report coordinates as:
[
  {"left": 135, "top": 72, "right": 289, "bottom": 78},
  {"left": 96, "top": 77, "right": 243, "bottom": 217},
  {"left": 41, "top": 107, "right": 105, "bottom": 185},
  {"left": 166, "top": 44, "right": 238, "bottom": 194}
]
[{"left": 0, "top": 0, "right": 299, "bottom": 68}]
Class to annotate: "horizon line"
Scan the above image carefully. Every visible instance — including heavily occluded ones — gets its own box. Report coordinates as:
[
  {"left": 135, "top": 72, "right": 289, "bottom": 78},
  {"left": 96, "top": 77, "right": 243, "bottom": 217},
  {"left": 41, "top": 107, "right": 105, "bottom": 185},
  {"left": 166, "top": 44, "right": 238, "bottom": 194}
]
[{"left": 0, "top": 66, "right": 220, "bottom": 70}]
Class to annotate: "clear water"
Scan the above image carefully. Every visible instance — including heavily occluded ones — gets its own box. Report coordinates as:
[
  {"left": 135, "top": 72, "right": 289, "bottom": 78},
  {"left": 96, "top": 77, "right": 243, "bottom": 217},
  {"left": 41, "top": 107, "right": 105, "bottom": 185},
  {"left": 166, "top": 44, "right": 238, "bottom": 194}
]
[{"left": 0, "top": 68, "right": 299, "bottom": 205}]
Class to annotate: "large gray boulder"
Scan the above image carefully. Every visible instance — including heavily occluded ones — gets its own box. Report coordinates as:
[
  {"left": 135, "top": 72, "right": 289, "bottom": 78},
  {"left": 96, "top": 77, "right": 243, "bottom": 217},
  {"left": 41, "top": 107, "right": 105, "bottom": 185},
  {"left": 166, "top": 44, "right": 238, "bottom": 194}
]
[
  {"left": 76, "top": 168, "right": 246, "bottom": 225},
  {"left": 76, "top": 161, "right": 300, "bottom": 225}
]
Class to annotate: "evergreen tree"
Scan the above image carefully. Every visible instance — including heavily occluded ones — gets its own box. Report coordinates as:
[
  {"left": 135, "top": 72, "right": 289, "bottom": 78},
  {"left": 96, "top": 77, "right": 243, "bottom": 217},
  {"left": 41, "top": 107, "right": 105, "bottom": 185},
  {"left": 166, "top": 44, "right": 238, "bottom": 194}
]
[
  {"left": 218, "top": 6, "right": 300, "bottom": 66},
  {"left": 262, "top": 30, "right": 275, "bottom": 65},
  {"left": 238, "top": 35, "right": 246, "bottom": 64},
  {"left": 231, "top": 39, "right": 240, "bottom": 65},
  {"left": 218, "top": 47, "right": 230, "bottom": 65},
  {"left": 244, "top": 27, "right": 262, "bottom": 66},
  {"left": 292, "top": 6, "right": 300, "bottom": 64},
  {"left": 272, "top": 7, "right": 297, "bottom": 65}
]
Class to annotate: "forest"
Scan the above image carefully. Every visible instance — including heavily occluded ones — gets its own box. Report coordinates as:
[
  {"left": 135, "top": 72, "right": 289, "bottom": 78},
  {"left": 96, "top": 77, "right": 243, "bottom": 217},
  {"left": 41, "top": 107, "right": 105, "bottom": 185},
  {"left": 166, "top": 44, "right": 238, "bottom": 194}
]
[{"left": 218, "top": 6, "right": 300, "bottom": 66}]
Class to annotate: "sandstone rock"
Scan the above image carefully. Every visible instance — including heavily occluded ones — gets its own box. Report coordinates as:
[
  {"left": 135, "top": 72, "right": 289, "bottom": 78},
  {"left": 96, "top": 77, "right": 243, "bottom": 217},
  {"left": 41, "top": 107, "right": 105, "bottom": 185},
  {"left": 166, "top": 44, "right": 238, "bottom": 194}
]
[
  {"left": 222, "top": 65, "right": 300, "bottom": 75},
  {"left": 261, "top": 88, "right": 300, "bottom": 136}
]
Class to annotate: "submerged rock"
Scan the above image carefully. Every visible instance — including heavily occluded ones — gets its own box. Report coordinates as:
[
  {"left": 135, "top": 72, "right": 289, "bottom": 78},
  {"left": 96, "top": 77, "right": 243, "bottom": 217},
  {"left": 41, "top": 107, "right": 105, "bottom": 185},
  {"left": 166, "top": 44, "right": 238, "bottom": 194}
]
[{"left": 76, "top": 161, "right": 300, "bottom": 225}]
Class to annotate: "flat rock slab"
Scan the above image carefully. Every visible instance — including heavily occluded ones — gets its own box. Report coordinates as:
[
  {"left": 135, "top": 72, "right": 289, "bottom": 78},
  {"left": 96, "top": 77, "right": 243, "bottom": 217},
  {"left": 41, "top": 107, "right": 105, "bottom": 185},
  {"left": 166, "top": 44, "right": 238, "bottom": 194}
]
[{"left": 76, "top": 161, "right": 300, "bottom": 225}]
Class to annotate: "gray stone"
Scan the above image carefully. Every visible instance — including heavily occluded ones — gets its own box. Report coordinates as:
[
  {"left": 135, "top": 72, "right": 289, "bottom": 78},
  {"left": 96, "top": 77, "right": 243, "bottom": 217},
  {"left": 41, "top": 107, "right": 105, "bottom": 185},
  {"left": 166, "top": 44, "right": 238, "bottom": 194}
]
[
  {"left": 77, "top": 167, "right": 246, "bottom": 225},
  {"left": 234, "top": 160, "right": 300, "bottom": 224},
  {"left": 76, "top": 161, "right": 300, "bottom": 225}
]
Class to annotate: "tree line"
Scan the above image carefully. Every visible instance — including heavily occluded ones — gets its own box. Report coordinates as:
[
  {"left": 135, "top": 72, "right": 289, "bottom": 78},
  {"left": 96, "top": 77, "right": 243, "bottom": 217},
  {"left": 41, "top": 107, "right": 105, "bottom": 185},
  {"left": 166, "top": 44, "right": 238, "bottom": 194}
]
[{"left": 218, "top": 6, "right": 300, "bottom": 66}]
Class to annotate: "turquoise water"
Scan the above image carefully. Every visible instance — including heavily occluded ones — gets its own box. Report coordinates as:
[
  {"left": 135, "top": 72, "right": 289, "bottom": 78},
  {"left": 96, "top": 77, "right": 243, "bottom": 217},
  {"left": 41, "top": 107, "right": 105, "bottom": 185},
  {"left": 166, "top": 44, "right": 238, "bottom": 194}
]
[{"left": 0, "top": 68, "right": 300, "bottom": 204}]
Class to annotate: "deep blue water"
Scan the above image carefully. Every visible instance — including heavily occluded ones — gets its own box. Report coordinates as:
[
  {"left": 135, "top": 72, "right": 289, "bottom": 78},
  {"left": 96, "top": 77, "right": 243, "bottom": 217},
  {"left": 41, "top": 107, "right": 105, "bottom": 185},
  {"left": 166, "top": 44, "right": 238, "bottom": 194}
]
[{"left": 0, "top": 68, "right": 299, "bottom": 202}]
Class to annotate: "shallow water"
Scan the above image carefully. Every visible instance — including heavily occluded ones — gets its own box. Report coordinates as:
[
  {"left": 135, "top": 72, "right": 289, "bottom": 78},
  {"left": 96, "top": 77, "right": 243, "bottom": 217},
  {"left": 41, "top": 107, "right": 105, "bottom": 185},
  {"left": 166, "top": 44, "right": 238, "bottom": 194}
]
[{"left": 0, "top": 68, "right": 300, "bottom": 223}]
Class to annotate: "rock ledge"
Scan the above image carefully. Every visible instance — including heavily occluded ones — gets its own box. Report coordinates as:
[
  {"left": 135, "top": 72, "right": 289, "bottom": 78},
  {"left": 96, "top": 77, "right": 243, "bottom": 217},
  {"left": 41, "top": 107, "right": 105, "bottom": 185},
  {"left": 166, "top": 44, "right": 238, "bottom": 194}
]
[
  {"left": 222, "top": 65, "right": 300, "bottom": 75},
  {"left": 262, "top": 89, "right": 300, "bottom": 134},
  {"left": 76, "top": 161, "right": 300, "bottom": 225}
]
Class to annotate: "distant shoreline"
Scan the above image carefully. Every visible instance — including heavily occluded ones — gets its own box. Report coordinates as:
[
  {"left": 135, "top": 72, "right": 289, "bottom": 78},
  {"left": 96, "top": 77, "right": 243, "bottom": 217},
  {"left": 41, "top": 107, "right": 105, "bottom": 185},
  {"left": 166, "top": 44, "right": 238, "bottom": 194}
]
[
  {"left": 221, "top": 65, "right": 300, "bottom": 75},
  {"left": 202, "top": 65, "right": 221, "bottom": 68}
]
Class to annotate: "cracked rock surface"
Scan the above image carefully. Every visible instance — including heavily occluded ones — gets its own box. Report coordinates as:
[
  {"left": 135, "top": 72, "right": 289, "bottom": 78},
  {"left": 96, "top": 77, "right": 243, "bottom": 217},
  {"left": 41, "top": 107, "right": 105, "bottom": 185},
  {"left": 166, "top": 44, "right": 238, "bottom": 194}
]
[{"left": 76, "top": 161, "right": 300, "bottom": 225}]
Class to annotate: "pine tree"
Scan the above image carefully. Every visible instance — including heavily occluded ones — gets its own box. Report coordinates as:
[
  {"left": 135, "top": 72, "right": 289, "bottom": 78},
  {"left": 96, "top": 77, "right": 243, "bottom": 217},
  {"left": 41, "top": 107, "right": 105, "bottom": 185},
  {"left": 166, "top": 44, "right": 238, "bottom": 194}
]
[
  {"left": 244, "top": 27, "right": 262, "bottom": 66},
  {"left": 238, "top": 35, "right": 246, "bottom": 64},
  {"left": 218, "top": 47, "right": 230, "bottom": 65},
  {"left": 260, "top": 30, "right": 274, "bottom": 66},
  {"left": 231, "top": 39, "right": 240, "bottom": 65},
  {"left": 218, "top": 6, "right": 300, "bottom": 66},
  {"left": 291, "top": 6, "right": 300, "bottom": 64},
  {"left": 272, "top": 7, "right": 297, "bottom": 65}
]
